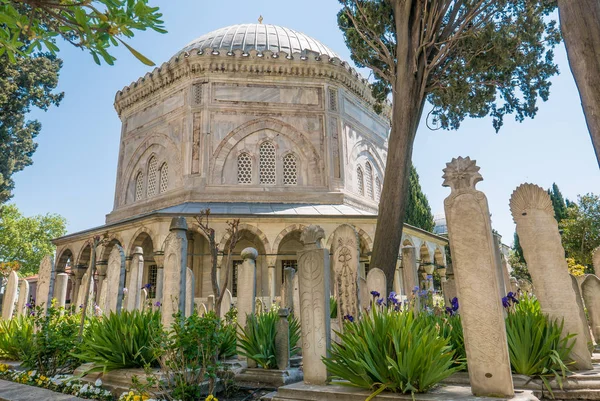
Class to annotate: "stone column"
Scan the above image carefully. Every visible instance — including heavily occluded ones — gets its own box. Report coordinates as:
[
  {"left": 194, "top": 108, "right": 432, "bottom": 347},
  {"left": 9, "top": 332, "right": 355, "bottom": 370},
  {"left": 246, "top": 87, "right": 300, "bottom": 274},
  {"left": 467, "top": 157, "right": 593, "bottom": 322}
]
[
  {"left": 401, "top": 246, "right": 419, "bottom": 310},
  {"left": 582, "top": 275, "right": 600, "bottom": 343},
  {"left": 153, "top": 251, "right": 165, "bottom": 305},
  {"left": 161, "top": 217, "right": 188, "bottom": 330},
  {"left": 207, "top": 294, "right": 215, "bottom": 312},
  {"left": 443, "top": 156, "right": 514, "bottom": 397},
  {"left": 292, "top": 274, "right": 300, "bottom": 323},
  {"left": 127, "top": 247, "right": 145, "bottom": 311},
  {"left": 297, "top": 225, "right": 330, "bottom": 385},
  {"left": 331, "top": 224, "right": 360, "bottom": 326},
  {"left": 510, "top": 183, "right": 593, "bottom": 370},
  {"left": 186, "top": 267, "right": 194, "bottom": 316},
  {"left": 53, "top": 273, "right": 69, "bottom": 309},
  {"left": 72, "top": 265, "right": 86, "bottom": 310},
  {"left": 281, "top": 266, "right": 295, "bottom": 311},
  {"left": 2, "top": 271, "right": 18, "bottom": 319},
  {"left": 393, "top": 259, "right": 403, "bottom": 296},
  {"left": 276, "top": 308, "right": 290, "bottom": 370},
  {"left": 95, "top": 261, "right": 108, "bottom": 304},
  {"left": 36, "top": 255, "right": 55, "bottom": 315},
  {"left": 16, "top": 279, "right": 30, "bottom": 316},
  {"left": 366, "top": 268, "right": 386, "bottom": 301},
  {"left": 268, "top": 264, "right": 277, "bottom": 305},
  {"left": 237, "top": 248, "right": 257, "bottom": 334}
]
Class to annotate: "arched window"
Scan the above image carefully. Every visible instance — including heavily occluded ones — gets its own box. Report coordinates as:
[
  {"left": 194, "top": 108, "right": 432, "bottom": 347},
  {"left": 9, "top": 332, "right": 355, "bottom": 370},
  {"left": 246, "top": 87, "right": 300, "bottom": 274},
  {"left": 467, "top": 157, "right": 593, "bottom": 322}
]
[
  {"left": 375, "top": 176, "right": 382, "bottom": 201},
  {"left": 365, "top": 162, "right": 374, "bottom": 199},
  {"left": 147, "top": 156, "right": 158, "bottom": 197},
  {"left": 259, "top": 142, "right": 276, "bottom": 185},
  {"left": 356, "top": 167, "right": 364, "bottom": 196},
  {"left": 135, "top": 172, "right": 144, "bottom": 201},
  {"left": 283, "top": 154, "right": 297, "bottom": 185},
  {"left": 159, "top": 163, "right": 169, "bottom": 193},
  {"left": 237, "top": 153, "right": 252, "bottom": 184}
]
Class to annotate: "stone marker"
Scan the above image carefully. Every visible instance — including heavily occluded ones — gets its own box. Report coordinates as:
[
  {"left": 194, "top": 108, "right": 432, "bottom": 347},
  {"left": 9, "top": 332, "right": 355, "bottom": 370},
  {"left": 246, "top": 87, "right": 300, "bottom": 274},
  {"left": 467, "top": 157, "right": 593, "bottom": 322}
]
[
  {"left": 331, "top": 224, "right": 360, "bottom": 326},
  {"left": 207, "top": 295, "right": 215, "bottom": 312},
  {"left": 582, "top": 275, "right": 600, "bottom": 343},
  {"left": 141, "top": 288, "right": 148, "bottom": 311},
  {"left": 292, "top": 274, "right": 300, "bottom": 323},
  {"left": 366, "top": 267, "right": 386, "bottom": 302},
  {"left": 237, "top": 247, "right": 258, "bottom": 336},
  {"left": 510, "top": 183, "right": 593, "bottom": 370},
  {"left": 297, "top": 225, "right": 331, "bottom": 385},
  {"left": 99, "top": 245, "right": 126, "bottom": 314},
  {"left": 594, "top": 247, "right": 600, "bottom": 273},
  {"left": 76, "top": 270, "right": 93, "bottom": 309},
  {"left": 2, "top": 271, "right": 18, "bottom": 320},
  {"left": 186, "top": 268, "right": 194, "bottom": 316},
  {"left": 127, "top": 247, "right": 144, "bottom": 311},
  {"left": 161, "top": 217, "right": 188, "bottom": 330},
  {"left": 220, "top": 289, "right": 232, "bottom": 319},
  {"left": 570, "top": 275, "right": 593, "bottom": 354},
  {"left": 16, "top": 279, "right": 30, "bottom": 316},
  {"left": 36, "top": 255, "right": 55, "bottom": 315},
  {"left": 256, "top": 297, "right": 264, "bottom": 314},
  {"left": 276, "top": 308, "right": 290, "bottom": 370},
  {"left": 53, "top": 273, "right": 69, "bottom": 309},
  {"left": 401, "top": 246, "right": 419, "bottom": 310},
  {"left": 443, "top": 157, "right": 514, "bottom": 397},
  {"left": 281, "top": 266, "right": 295, "bottom": 311},
  {"left": 393, "top": 260, "right": 402, "bottom": 296}
]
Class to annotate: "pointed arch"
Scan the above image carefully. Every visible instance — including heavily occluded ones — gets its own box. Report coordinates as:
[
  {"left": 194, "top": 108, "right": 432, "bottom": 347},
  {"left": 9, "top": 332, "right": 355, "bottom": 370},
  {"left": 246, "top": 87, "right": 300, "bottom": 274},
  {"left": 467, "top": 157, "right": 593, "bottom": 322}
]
[
  {"left": 159, "top": 162, "right": 169, "bottom": 193},
  {"left": 356, "top": 166, "right": 364, "bottom": 196},
  {"left": 365, "top": 161, "right": 374, "bottom": 199},
  {"left": 147, "top": 156, "right": 158, "bottom": 197},
  {"left": 134, "top": 171, "right": 144, "bottom": 201}
]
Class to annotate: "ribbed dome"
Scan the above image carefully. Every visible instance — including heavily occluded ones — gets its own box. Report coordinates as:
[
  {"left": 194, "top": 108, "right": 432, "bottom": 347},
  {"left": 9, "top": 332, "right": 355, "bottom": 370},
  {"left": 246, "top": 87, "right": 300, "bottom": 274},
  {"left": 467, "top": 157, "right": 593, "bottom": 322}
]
[{"left": 180, "top": 24, "right": 340, "bottom": 58}]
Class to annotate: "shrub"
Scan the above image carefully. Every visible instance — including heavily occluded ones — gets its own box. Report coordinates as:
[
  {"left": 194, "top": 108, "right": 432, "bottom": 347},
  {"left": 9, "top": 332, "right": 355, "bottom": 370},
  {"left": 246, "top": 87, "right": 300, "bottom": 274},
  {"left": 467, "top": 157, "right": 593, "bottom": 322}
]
[
  {"left": 74, "top": 309, "right": 161, "bottom": 372},
  {"left": 21, "top": 305, "right": 81, "bottom": 376},
  {"left": 219, "top": 307, "right": 237, "bottom": 360},
  {"left": 0, "top": 315, "right": 33, "bottom": 360},
  {"left": 505, "top": 294, "right": 574, "bottom": 392},
  {"left": 323, "top": 306, "right": 462, "bottom": 397}
]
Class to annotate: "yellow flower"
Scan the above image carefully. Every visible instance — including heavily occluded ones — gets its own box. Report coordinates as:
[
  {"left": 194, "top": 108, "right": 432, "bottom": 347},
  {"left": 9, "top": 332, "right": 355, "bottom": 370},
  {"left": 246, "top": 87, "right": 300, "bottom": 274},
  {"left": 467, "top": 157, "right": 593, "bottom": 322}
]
[
  {"left": 133, "top": 396, "right": 141, "bottom": 401},
  {"left": 27, "top": 371, "right": 33, "bottom": 376},
  {"left": 39, "top": 375, "right": 47, "bottom": 381},
  {"left": 205, "top": 395, "right": 218, "bottom": 401}
]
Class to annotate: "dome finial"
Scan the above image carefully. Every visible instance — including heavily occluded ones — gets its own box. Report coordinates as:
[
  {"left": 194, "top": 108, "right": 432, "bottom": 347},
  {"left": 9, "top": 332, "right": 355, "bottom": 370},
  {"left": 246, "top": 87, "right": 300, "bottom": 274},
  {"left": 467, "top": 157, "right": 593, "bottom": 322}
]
[{"left": 258, "top": 15, "right": 263, "bottom": 24}]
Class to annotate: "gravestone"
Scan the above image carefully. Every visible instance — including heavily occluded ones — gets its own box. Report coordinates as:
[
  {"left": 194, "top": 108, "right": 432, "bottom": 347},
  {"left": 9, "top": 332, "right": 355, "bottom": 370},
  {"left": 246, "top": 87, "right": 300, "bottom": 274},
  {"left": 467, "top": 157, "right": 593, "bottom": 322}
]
[
  {"left": 199, "top": 303, "right": 208, "bottom": 315},
  {"left": 292, "top": 274, "right": 300, "bottom": 323},
  {"left": 207, "top": 295, "right": 214, "bottom": 312},
  {"left": 593, "top": 247, "right": 600, "bottom": 273},
  {"left": 2, "top": 271, "right": 18, "bottom": 320},
  {"left": 256, "top": 297, "right": 264, "bottom": 314},
  {"left": 582, "top": 275, "right": 600, "bottom": 343},
  {"left": 511, "top": 183, "right": 593, "bottom": 370},
  {"left": 281, "top": 267, "right": 295, "bottom": 311},
  {"left": 16, "top": 279, "right": 30, "bottom": 316},
  {"left": 53, "top": 273, "right": 69, "bottom": 309},
  {"left": 76, "top": 270, "right": 94, "bottom": 310},
  {"left": 161, "top": 217, "right": 188, "bottom": 330},
  {"left": 366, "top": 267, "right": 386, "bottom": 302},
  {"left": 331, "top": 224, "right": 360, "bottom": 325},
  {"left": 36, "top": 255, "right": 55, "bottom": 315},
  {"left": 99, "top": 245, "right": 126, "bottom": 314},
  {"left": 238, "top": 248, "right": 258, "bottom": 333},
  {"left": 571, "top": 275, "right": 593, "bottom": 354},
  {"left": 297, "top": 225, "right": 331, "bottom": 385},
  {"left": 443, "top": 157, "right": 514, "bottom": 397},
  {"left": 220, "top": 289, "right": 232, "bottom": 319},
  {"left": 141, "top": 289, "right": 148, "bottom": 311},
  {"left": 276, "top": 308, "right": 290, "bottom": 370},
  {"left": 127, "top": 247, "right": 144, "bottom": 311},
  {"left": 401, "top": 246, "right": 419, "bottom": 310},
  {"left": 186, "top": 268, "right": 194, "bottom": 316},
  {"left": 393, "top": 260, "right": 402, "bottom": 296}
]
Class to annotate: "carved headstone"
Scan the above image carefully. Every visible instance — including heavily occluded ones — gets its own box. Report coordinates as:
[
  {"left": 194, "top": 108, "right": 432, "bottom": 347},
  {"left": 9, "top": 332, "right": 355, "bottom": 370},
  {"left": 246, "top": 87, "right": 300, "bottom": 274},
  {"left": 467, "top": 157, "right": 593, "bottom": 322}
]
[
  {"left": 281, "top": 267, "right": 295, "bottom": 311},
  {"left": 366, "top": 267, "right": 386, "bottom": 301},
  {"left": 162, "top": 217, "right": 188, "bottom": 330},
  {"left": 582, "top": 275, "right": 600, "bottom": 343},
  {"left": 510, "top": 183, "right": 593, "bottom": 369},
  {"left": 2, "top": 271, "right": 18, "bottom": 320},
  {"left": 127, "top": 247, "right": 145, "bottom": 311},
  {"left": 297, "top": 225, "right": 331, "bottom": 385},
  {"left": 186, "top": 268, "right": 194, "bottom": 317},
  {"left": 292, "top": 274, "right": 300, "bottom": 323},
  {"left": 220, "top": 289, "right": 232, "bottom": 319},
  {"left": 331, "top": 224, "right": 360, "bottom": 325},
  {"left": 276, "top": 308, "right": 290, "bottom": 370},
  {"left": 36, "top": 255, "right": 55, "bottom": 315},
  {"left": 571, "top": 275, "right": 594, "bottom": 354},
  {"left": 393, "top": 261, "right": 402, "bottom": 295},
  {"left": 199, "top": 303, "right": 208, "bottom": 316},
  {"left": 443, "top": 157, "right": 514, "bottom": 397},
  {"left": 401, "top": 246, "right": 419, "bottom": 310},
  {"left": 53, "top": 273, "right": 69, "bottom": 309},
  {"left": 99, "top": 246, "right": 126, "bottom": 314},
  {"left": 141, "top": 288, "right": 148, "bottom": 311},
  {"left": 207, "top": 295, "right": 215, "bottom": 312},
  {"left": 238, "top": 248, "right": 257, "bottom": 332},
  {"left": 16, "top": 279, "right": 30, "bottom": 316}
]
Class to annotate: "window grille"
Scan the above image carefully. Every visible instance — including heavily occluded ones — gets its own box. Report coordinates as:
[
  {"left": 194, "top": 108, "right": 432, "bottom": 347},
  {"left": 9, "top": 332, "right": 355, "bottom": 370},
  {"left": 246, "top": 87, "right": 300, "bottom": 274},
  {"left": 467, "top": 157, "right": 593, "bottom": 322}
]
[
  {"left": 356, "top": 167, "right": 364, "bottom": 196},
  {"left": 232, "top": 260, "right": 243, "bottom": 297},
  {"left": 135, "top": 172, "right": 144, "bottom": 201},
  {"left": 376, "top": 176, "right": 382, "bottom": 201},
  {"left": 281, "top": 260, "right": 298, "bottom": 283},
  {"left": 282, "top": 154, "right": 297, "bottom": 185},
  {"left": 364, "top": 263, "right": 371, "bottom": 277},
  {"left": 159, "top": 163, "right": 169, "bottom": 193},
  {"left": 259, "top": 142, "right": 276, "bottom": 184},
  {"left": 237, "top": 153, "right": 252, "bottom": 184},
  {"left": 148, "top": 265, "right": 157, "bottom": 298},
  {"left": 365, "top": 162, "right": 374, "bottom": 199},
  {"left": 328, "top": 87, "right": 338, "bottom": 111},
  {"left": 147, "top": 157, "right": 157, "bottom": 197}
]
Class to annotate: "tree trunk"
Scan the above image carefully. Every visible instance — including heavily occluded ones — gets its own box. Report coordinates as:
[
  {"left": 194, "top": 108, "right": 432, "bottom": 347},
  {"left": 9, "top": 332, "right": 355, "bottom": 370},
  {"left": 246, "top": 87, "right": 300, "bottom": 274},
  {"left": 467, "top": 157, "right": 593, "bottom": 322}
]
[
  {"left": 370, "top": 1, "right": 426, "bottom": 293},
  {"left": 558, "top": 0, "right": 600, "bottom": 168}
]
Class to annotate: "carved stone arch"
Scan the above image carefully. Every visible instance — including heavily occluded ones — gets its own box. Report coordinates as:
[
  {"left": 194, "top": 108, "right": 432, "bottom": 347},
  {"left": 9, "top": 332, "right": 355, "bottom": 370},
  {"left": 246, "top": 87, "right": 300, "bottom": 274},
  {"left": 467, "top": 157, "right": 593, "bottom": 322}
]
[
  {"left": 75, "top": 242, "right": 93, "bottom": 268},
  {"left": 355, "top": 227, "right": 373, "bottom": 255},
  {"left": 186, "top": 224, "right": 211, "bottom": 243},
  {"left": 210, "top": 117, "right": 323, "bottom": 185},
  {"left": 349, "top": 140, "right": 386, "bottom": 178},
  {"left": 127, "top": 226, "right": 158, "bottom": 255},
  {"left": 434, "top": 247, "right": 445, "bottom": 266},
  {"left": 419, "top": 242, "right": 433, "bottom": 263},
  {"left": 55, "top": 246, "right": 75, "bottom": 272},
  {"left": 118, "top": 133, "right": 183, "bottom": 206},
  {"left": 99, "top": 233, "right": 126, "bottom": 261},
  {"left": 272, "top": 224, "right": 308, "bottom": 253},
  {"left": 219, "top": 223, "right": 271, "bottom": 255}
]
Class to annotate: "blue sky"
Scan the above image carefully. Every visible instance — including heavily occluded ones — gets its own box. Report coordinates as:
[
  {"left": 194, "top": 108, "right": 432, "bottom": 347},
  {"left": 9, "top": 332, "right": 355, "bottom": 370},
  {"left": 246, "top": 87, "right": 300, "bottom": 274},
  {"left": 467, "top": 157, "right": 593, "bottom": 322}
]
[{"left": 11, "top": 0, "right": 600, "bottom": 244}]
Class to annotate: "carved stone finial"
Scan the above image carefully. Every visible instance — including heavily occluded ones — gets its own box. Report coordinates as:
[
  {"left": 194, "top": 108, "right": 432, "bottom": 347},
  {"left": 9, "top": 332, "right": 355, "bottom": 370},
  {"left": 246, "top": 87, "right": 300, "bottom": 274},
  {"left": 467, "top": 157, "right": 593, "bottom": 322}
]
[
  {"left": 241, "top": 247, "right": 258, "bottom": 261},
  {"left": 132, "top": 246, "right": 144, "bottom": 256},
  {"left": 442, "top": 156, "right": 483, "bottom": 191},
  {"left": 169, "top": 216, "right": 188, "bottom": 232},
  {"left": 300, "top": 225, "right": 325, "bottom": 248},
  {"left": 509, "top": 183, "right": 554, "bottom": 221},
  {"left": 258, "top": 15, "right": 263, "bottom": 24}
]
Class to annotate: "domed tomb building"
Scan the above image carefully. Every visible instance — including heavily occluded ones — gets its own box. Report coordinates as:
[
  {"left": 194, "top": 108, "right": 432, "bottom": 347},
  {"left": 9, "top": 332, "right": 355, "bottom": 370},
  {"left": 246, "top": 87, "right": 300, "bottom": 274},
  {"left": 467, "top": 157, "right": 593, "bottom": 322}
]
[{"left": 53, "top": 23, "right": 447, "bottom": 304}]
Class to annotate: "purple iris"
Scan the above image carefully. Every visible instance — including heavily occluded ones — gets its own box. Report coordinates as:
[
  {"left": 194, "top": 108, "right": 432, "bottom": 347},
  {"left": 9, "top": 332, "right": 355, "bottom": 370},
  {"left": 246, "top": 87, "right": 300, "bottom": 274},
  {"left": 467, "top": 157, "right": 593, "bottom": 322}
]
[
  {"left": 502, "top": 296, "right": 510, "bottom": 308},
  {"left": 507, "top": 292, "right": 519, "bottom": 304},
  {"left": 141, "top": 283, "right": 152, "bottom": 290},
  {"left": 412, "top": 286, "right": 419, "bottom": 293},
  {"left": 25, "top": 303, "right": 32, "bottom": 309},
  {"left": 445, "top": 306, "right": 455, "bottom": 316},
  {"left": 418, "top": 290, "right": 427, "bottom": 297},
  {"left": 388, "top": 292, "right": 398, "bottom": 305},
  {"left": 426, "top": 274, "right": 433, "bottom": 280},
  {"left": 370, "top": 290, "right": 380, "bottom": 298},
  {"left": 343, "top": 314, "right": 354, "bottom": 322},
  {"left": 450, "top": 297, "right": 459, "bottom": 312},
  {"left": 376, "top": 298, "right": 384, "bottom": 306},
  {"left": 154, "top": 301, "right": 161, "bottom": 307}
]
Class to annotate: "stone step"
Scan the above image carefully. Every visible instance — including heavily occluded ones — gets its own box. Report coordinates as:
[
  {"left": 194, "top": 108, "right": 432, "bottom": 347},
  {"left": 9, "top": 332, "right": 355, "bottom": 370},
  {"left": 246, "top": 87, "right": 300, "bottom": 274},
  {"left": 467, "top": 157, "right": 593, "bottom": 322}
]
[
  {"left": 535, "top": 389, "right": 600, "bottom": 400},
  {"left": 0, "top": 379, "right": 86, "bottom": 401}
]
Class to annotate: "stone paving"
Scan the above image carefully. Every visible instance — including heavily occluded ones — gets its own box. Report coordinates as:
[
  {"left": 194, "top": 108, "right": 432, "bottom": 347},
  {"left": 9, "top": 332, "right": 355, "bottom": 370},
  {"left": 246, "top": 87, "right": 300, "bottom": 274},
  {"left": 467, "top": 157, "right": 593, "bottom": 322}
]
[{"left": 0, "top": 379, "right": 86, "bottom": 401}]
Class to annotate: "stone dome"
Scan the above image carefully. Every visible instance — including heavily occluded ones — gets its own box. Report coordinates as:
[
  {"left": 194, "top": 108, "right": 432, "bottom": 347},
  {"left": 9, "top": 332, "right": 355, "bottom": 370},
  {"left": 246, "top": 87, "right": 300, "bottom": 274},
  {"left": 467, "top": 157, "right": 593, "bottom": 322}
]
[{"left": 179, "top": 23, "right": 340, "bottom": 58}]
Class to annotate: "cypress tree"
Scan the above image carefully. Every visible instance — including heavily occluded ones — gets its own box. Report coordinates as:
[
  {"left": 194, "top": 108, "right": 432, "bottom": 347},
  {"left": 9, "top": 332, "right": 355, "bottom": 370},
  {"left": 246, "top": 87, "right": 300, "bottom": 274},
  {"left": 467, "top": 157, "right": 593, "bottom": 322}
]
[{"left": 404, "top": 166, "right": 435, "bottom": 232}]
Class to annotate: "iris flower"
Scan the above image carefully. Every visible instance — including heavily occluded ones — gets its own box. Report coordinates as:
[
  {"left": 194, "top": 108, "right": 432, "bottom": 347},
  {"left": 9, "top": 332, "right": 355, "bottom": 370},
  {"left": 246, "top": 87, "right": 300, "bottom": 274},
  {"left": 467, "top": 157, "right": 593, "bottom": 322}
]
[
  {"left": 370, "top": 290, "right": 380, "bottom": 298},
  {"left": 343, "top": 314, "right": 354, "bottom": 322},
  {"left": 507, "top": 291, "right": 519, "bottom": 304},
  {"left": 502, "top": 296, "right": 510, "bottom": 308}
]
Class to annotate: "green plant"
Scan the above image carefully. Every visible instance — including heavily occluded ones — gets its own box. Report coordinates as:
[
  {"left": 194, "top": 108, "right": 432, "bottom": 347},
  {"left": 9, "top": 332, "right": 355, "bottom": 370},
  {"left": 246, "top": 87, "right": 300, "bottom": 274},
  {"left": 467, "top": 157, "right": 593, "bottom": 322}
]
[
  {"left": 323, "top": 306, "right": 462, "bottom": 397},
  {"left": 429, "top": 313, "right": 466, "bottom": 371},
  {"left": 0, "top": 314, "right": 33, "bottom": 360},
  {"left": 330, "top": 296, "right": 338, "bottom": 319},
  {"left": 506, "top": 295, "right": 574, "bottom": 395},
  {"left": 21, "top": 304, "right": 81, "bottom": 376},
  {"left": 74, "top": 309, "right": 161, "bottom": 372},
  {"left": 289, "top": 314, "right": 301, "bottom": 357}
]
